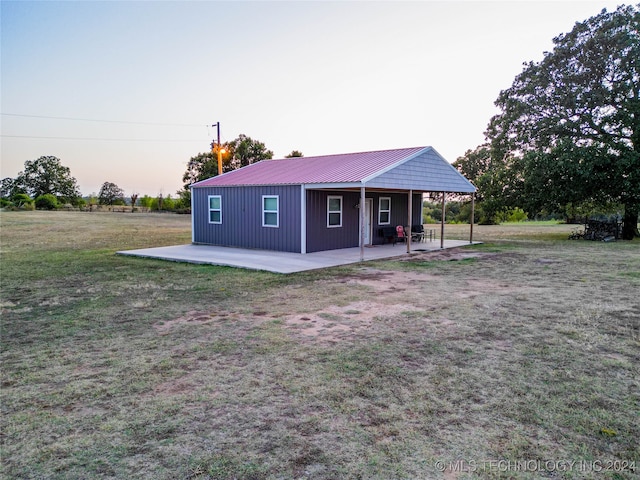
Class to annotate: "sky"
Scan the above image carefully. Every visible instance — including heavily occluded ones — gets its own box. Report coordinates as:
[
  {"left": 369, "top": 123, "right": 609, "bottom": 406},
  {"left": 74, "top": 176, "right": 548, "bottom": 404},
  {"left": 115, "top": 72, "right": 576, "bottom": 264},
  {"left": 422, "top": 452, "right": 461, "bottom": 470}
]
[{"left": 0, "top": 0, "right": 626, "bottom": 197}]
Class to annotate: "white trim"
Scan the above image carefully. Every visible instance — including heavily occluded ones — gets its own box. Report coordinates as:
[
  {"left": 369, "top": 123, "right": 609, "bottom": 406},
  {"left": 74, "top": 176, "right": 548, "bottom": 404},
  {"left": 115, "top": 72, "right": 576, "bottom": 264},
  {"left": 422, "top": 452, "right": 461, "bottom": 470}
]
[
  {"left": 378, "top": 196, "right": 391, "bottom": 225},
  {"left": 190, "top": 186, "right": 195, "bottom": 243},
  {"left": 305, "top": 182, "right": 361, "bottom": 190},
  {"left": 207, "top": 195, "right": 222, "bottom": 224},
  {"left": 363, "top": 198, "right": 373, "bottom": 245},
  {"left": 300, "top": 185, "right": 307, "bottom": 254},
  {"left": 262, "top": 195, "right": 279, "bottom": 228},
  {"left": 327, "top": 195, "right": 343, "bottom": 228}
]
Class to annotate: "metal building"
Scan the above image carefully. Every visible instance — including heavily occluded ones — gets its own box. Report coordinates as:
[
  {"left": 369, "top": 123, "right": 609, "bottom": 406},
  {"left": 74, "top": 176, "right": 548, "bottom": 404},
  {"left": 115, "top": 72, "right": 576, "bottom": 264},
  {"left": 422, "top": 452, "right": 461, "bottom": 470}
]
[{"left": 190, "top": 146, "right": 476, "bottom": 254}]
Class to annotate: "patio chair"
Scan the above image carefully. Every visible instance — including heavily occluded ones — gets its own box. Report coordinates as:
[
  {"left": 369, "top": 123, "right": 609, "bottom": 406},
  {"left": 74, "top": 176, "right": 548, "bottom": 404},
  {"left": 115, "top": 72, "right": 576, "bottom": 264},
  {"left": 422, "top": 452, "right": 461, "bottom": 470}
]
[
  {"left": 395, "top": 225, "right": 407, "bottom": 244},
  {"left": 411, "top": 224, "right": 425, "bottom": 243}
]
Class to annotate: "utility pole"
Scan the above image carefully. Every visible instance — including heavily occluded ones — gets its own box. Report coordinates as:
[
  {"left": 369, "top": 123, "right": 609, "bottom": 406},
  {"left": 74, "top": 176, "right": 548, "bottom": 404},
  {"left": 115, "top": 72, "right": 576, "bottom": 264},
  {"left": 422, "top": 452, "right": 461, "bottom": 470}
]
[{"left": 211, "top": 122, "right": 225, "bottom": 176}]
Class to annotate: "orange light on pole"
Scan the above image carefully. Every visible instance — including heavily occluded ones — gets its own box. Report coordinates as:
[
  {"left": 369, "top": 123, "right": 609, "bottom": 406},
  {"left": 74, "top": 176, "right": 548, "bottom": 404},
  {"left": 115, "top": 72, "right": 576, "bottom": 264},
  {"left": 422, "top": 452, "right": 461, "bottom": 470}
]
[{"left": 217, "top": 147, "right": 226, "bottom": 176}]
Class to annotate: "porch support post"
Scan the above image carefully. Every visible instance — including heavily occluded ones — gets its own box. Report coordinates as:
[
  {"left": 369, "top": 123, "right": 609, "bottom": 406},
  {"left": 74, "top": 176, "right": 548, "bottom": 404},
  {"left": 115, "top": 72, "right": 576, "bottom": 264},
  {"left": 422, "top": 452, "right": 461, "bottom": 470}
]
[
  {"left": 407, "top": 189, "right": 413, "bottom": 254},
  {"left": 360, "top": 185, "right": 366, "bottom": 262},
  {"left": 469, "top": 193, "right": 475, "bottom": 244},
  {"left": 300, "top": 185, "right": 307, "bottom": 254},
  {"left": 440, "top": 192, "right": 446, "bottom": 249}
]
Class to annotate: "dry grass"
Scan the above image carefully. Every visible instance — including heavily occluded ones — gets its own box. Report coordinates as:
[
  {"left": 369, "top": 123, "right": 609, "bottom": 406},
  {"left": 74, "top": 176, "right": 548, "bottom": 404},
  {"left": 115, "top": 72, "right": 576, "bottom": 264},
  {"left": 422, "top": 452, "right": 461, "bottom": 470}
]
[{"left": 1, "top": 211, "right": 639, "bottom": 479}]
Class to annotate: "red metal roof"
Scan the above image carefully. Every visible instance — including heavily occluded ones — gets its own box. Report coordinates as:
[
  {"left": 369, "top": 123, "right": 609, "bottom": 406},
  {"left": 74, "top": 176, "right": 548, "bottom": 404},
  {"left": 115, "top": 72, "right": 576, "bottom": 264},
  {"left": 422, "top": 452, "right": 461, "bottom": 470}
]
[{"left": 191, "top": 146, "right": 428, "bottom": 187}]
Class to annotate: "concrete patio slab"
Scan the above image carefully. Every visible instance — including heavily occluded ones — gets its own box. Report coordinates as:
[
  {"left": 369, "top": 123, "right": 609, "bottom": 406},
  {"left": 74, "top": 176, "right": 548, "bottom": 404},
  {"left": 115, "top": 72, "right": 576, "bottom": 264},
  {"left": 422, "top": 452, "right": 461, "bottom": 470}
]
[{"left": 117, "top": 240, "right": 480, "bottom": 274}]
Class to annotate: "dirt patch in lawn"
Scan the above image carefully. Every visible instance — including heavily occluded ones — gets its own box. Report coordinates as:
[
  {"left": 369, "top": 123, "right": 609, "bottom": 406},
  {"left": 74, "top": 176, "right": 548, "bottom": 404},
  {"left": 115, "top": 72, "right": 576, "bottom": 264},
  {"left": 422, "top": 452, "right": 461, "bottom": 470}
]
[
  {"left": 285, "top": 301, "right": 412, "bottom": 343},
  {"left": 337, "top": 269, "right": 438, "bottom": 294},
  {"left": 155, "top": 250, "right": 520, "bottom": 343},
  {"left": 153, "top": 311, "right": 222, "bottom": 333},
  {"left": 404, "top": 247, "right": 489, "bottom": 261}
]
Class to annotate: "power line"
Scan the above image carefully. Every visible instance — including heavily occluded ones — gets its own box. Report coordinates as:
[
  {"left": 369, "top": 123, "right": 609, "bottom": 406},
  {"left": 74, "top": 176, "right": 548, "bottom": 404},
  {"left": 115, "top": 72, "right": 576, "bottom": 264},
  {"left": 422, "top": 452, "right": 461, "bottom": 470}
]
[
  {"left": 1, "top": 134, "right": 205, "bottom": 142},
  {"left": 0, "top": 112, "right": 206, "bottom": 128}
]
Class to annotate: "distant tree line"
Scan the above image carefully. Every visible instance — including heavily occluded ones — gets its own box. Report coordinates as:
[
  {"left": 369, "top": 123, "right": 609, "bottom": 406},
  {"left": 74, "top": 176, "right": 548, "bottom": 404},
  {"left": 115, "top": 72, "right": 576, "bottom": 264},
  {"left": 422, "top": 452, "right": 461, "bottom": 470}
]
[
  {"left": 0, "top": 156, "right": 178, "bottom": 212},
  {"left": 1, "top": 133, "right": 302, "bottom": 213}
]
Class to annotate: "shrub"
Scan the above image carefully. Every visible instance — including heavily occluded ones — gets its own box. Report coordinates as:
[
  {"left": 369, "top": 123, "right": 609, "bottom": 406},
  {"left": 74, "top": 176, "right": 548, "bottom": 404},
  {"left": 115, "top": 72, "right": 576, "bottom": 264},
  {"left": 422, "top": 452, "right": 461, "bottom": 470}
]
[
  {"left": 505, "top": 207, "right": 528, "bottom": 223},
  {"left": 10, "top": 193, "right": 34, "bottom": 209},
  {"left": 150, "top": 195, "right": 175, "bottom": 211},
  {"left": 160, "top": 195, "right": 175, "bottom": 211},
  {"left": 35, "top": 194, "right": 59, "bottom": 210},
  {"left": 139, "top": 195, "right": 154, "bottom": 209}
]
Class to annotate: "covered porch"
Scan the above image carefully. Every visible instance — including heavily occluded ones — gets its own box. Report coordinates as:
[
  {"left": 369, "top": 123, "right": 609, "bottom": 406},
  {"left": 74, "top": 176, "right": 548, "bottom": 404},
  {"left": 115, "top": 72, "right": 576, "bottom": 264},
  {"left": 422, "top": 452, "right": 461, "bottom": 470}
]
[
  {"left": 353, "top": 186, "right": 476, "bottom": 261},
  {"left": 302, "top": 185, "right": 476, "bottom": 258}
]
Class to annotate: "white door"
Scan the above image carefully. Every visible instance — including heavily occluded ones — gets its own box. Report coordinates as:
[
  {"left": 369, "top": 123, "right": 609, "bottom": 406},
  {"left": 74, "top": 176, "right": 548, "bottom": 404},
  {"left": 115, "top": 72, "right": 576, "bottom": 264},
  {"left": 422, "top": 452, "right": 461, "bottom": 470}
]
[{"left": 363, "top": 199, "right": 373, "bottom": 245}]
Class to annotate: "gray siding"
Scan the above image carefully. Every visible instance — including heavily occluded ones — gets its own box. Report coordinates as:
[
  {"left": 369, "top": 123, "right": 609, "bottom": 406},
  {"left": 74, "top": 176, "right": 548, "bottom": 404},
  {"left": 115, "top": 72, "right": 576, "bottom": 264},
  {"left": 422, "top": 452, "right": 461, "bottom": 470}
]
[
  {"left": 366, "top": 149, "right": 476, "bottom": 193},
  {"left": 192, "top": 185, "right": 301, "bottom": 252},
  {"left": 306, "top": 190, "right": 423, "bottom": 252},
  {"left": 306, "top": 190, "right": 360, "bottom": 253}
]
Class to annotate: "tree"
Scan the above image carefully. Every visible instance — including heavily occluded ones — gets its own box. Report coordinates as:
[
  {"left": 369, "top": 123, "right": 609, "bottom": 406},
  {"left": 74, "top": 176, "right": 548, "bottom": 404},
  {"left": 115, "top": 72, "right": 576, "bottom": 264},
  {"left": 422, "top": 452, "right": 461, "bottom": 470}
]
[
  {"left": 226, "top": 134, "right": 273, "bottom": 169},
  {"left": 454, "top": 144, "right": 512, "bottom": 224},
  {"left": 16, "top": 156, "right": 81, "bottom": 202},
  {"left": 179, "top": 134, "right": 273, "bottom": 204},
  {"left": 182, "top": 151, "right": 220, "bottom": 190},
  {"left": 0, "top": 177, "right": 25, "bottom": 199},
  {"left": 139, "top": 195, "right": 154, "bottom": 209},
  {"left": 98, "top": 181, "right": 125, "bottom": 205},
  {"left": 486, "top": 5, "right": 639, "bottom": 238},
  {"left": 453, "top": 145, "right": 491, "bottom": 190},
  {"left": 285, "top": 150, "right": 304, "bottom": 158}
]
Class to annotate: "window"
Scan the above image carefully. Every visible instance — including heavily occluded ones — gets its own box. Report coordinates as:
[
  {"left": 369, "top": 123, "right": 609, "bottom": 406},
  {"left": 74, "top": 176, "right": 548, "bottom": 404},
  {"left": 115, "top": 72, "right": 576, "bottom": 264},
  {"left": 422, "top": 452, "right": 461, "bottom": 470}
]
[
  {"left": 262, "top": 195, "right": 279, "bottom": 227},
  {"left": 327, "top": 195, "right": 342, "bottom": 227},
  {"left": 208, "top": 195, "right": 222, "bottom": 224},
  {"left": 378, "top": 197, "right": 391, "bottom": 225}
]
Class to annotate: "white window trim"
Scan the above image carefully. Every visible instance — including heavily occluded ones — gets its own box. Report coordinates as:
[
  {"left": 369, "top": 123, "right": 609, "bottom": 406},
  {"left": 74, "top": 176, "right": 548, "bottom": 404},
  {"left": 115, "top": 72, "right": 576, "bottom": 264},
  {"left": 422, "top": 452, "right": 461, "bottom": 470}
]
[
  {"left": 378, "top": 196, "right": 391, "bottom": 225},
  {"left": 208, "top": 195, "right": 222, "bottom": 224},
  {"left": 327, "top": 195, "right": 343, "bottom": 228},
  {"left": 262, "top": 195, "right": 279, "bottom": 228}
]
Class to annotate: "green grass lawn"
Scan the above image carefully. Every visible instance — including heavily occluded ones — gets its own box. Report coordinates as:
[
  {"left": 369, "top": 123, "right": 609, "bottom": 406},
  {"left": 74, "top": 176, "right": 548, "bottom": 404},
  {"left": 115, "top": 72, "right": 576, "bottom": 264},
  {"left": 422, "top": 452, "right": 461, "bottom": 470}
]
[{"left": 1, "top": 212, "right": 639, "bottom": 479}]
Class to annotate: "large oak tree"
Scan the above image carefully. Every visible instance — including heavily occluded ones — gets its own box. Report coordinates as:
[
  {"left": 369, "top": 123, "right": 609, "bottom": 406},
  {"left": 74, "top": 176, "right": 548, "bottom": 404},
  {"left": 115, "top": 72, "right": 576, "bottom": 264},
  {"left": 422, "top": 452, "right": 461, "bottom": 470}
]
[
  {"left": 15, "top": 156, "right": 81, "bottom": 202},
  {"left": 486, "top": 5, "right": 639, "bottom": 238},
  {"left": 98, "top": 181, "right": 125, "bottom": 205}
]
